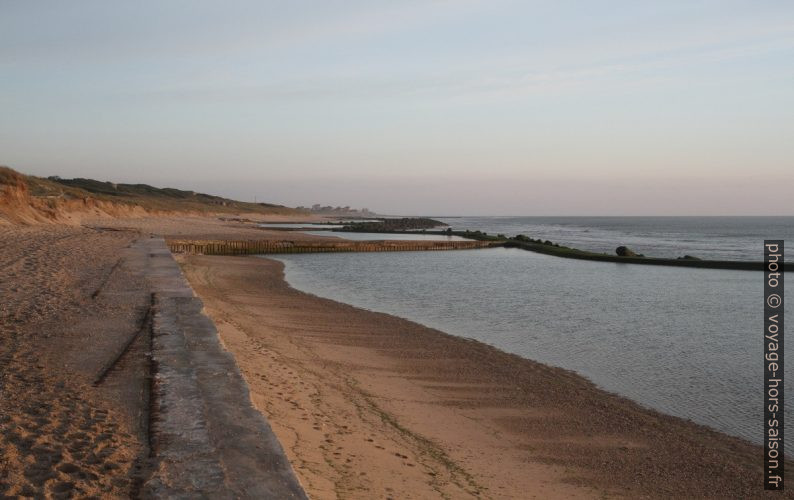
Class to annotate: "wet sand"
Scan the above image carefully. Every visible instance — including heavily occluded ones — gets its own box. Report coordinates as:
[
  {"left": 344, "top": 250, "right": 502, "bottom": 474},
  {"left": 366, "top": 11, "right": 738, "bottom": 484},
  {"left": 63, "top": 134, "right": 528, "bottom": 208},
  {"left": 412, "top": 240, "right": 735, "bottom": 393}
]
[
  {"left": 83, "top": 214, "right": 338, "bottom": 241},
  {"left": 180, "top": 254, "right": 786, "bottom": 499}
]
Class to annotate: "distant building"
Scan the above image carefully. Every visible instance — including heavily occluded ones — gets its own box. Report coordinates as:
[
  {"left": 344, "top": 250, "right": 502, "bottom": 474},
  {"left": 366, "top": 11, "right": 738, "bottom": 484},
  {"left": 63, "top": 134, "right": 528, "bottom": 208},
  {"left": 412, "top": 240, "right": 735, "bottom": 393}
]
[{"left": 301, "top": 203, "right": 377, "bottom": 216}]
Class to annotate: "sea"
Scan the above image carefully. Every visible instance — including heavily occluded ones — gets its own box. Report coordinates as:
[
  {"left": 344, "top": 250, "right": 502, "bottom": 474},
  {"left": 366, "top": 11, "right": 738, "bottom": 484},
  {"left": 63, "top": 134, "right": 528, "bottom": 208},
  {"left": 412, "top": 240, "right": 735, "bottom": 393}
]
[
  {"left": 434, "top": 216, "right": 794, "bottom": 261},
  {"left": 270, "top": 216, "right": 793, "bottom": 452}
]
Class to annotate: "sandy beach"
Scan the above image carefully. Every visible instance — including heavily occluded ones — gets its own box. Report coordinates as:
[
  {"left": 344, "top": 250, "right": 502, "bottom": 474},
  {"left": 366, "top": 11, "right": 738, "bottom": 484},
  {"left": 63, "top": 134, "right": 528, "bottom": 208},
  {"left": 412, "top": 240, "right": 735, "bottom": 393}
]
[
  {"left": 179, "top": 252, "right": 781, "bottom": 499},
  {"left": 1, "top": 214, "right": 788, "bottom": 498},
  {"left": 5, "top": 1, "right": 792, "bottom": 495},
  {"left": 0, "top": 215, "right": 324, "bottom": 497},
  {"left": 0, "top": 225, "right": 147, "bottom": 497}
]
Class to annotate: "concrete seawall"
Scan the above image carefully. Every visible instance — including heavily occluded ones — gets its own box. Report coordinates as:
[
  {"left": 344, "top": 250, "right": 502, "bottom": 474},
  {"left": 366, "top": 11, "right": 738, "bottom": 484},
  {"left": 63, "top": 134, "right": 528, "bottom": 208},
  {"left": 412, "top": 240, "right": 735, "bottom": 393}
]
[
  {"left": 136, "top": 237, "right": 306, "bottom": 498},
  {"left": 167, "top": 238, "right": 497, "bottom": 255}
]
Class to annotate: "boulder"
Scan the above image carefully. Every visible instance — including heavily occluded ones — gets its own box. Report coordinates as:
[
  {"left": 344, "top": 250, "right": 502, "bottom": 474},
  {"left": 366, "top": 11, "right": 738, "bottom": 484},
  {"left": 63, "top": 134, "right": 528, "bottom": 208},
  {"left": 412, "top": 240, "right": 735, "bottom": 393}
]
[{"left": 616, "top": 246, "right": 638, "bottom": 257}]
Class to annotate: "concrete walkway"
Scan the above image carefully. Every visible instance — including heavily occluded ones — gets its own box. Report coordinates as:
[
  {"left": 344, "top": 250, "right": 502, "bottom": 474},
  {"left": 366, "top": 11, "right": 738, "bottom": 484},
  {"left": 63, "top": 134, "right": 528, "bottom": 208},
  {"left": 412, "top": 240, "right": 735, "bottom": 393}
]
[{"left": 135, "top": 237, "right": 306, "bottom": 499}]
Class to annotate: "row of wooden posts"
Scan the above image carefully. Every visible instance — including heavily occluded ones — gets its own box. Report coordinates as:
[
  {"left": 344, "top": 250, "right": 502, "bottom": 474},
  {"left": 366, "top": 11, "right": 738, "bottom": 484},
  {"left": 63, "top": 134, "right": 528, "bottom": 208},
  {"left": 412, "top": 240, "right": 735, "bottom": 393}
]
[{"left": 167, "top": 239, "right": 496, "bottom": 256}]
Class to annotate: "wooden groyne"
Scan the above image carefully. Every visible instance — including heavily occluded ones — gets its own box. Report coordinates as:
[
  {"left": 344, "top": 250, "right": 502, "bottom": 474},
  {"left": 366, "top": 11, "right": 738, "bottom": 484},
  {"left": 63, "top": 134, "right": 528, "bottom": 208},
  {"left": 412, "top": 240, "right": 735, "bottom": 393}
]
[{"left": 167, "top": 239, "right": 498, "bottom": 255}]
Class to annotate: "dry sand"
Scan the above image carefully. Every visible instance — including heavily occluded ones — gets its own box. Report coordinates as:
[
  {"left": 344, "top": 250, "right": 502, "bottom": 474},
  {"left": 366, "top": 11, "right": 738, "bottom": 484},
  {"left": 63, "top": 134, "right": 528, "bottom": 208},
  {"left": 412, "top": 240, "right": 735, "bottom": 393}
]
[
  {"left": 0, "top": 214, "right": 342, "bottom": 497},
  {"left": 0, "top": 225, "right": 149, "bottom": 497},
  {"left": 181, "top": 254, "right": 788, "bottom": 500}
]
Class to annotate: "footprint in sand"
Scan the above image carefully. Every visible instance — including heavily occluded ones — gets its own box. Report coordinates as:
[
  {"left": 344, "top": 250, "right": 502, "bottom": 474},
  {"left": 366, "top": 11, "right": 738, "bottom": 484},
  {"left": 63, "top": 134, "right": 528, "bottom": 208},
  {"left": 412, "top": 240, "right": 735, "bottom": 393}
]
[
  {"left": 48, "top": 480, "right": 75, "bottom": 497},
  {"left": 57, "top": 462, "right": 80, "bottom": 474}
]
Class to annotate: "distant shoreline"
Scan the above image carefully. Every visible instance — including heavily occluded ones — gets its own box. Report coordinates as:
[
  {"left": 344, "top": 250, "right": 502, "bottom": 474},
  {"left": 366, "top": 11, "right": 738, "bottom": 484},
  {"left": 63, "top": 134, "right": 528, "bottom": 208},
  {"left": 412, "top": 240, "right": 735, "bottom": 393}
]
[{"left": 253, "top": 224, "right": 785, "bottom": 271}]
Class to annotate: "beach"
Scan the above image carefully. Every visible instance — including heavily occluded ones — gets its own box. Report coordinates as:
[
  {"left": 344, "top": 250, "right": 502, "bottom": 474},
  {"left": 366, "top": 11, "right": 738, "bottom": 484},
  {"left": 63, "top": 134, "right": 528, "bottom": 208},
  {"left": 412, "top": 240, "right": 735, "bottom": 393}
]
[
  {"left": 0, "top": 214, "right": 787, "bottom": 498},
  {"left": 0, "top": 225, "right": 146, "bottom": 497},
  {"left": 179, "top": 251, "right": 777, "bottom": 499},
  {"left": 0, "top": 216, "right": 322, "bottom": 497},
  {"left": 5, "top": 2, "right": 790, "bottom": 494}
]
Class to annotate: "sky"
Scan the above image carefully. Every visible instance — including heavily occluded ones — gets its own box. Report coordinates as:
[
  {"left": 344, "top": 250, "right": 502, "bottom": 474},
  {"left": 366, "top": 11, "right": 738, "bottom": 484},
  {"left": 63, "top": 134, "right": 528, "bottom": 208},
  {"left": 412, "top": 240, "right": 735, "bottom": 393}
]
[{"left": 1, "top": 0, "right": 793, "bottom": 215}]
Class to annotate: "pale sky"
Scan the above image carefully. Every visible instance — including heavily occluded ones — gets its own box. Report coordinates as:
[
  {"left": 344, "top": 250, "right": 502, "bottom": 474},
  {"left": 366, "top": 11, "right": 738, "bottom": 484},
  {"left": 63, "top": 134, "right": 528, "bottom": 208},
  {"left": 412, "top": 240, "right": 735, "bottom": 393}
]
[{"left": 1, "top": 1, "right": 793, "bottom": 215}]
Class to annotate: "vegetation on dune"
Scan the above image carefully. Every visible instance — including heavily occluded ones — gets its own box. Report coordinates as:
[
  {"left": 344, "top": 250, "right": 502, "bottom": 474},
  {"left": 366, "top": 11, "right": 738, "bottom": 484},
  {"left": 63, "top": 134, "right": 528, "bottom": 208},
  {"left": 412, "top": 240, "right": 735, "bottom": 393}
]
[
  {"left": 50, "top": 177, "right": 274, "bottom": 207},
  {"left": 0, "top": 166, "right": 27, "bottom": 188},
  {"left": 0, "top": 166, "right": 302, "bottom": 215},
  {"left": 46, "top": 176, "right": 296, "bottom": 213}
]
